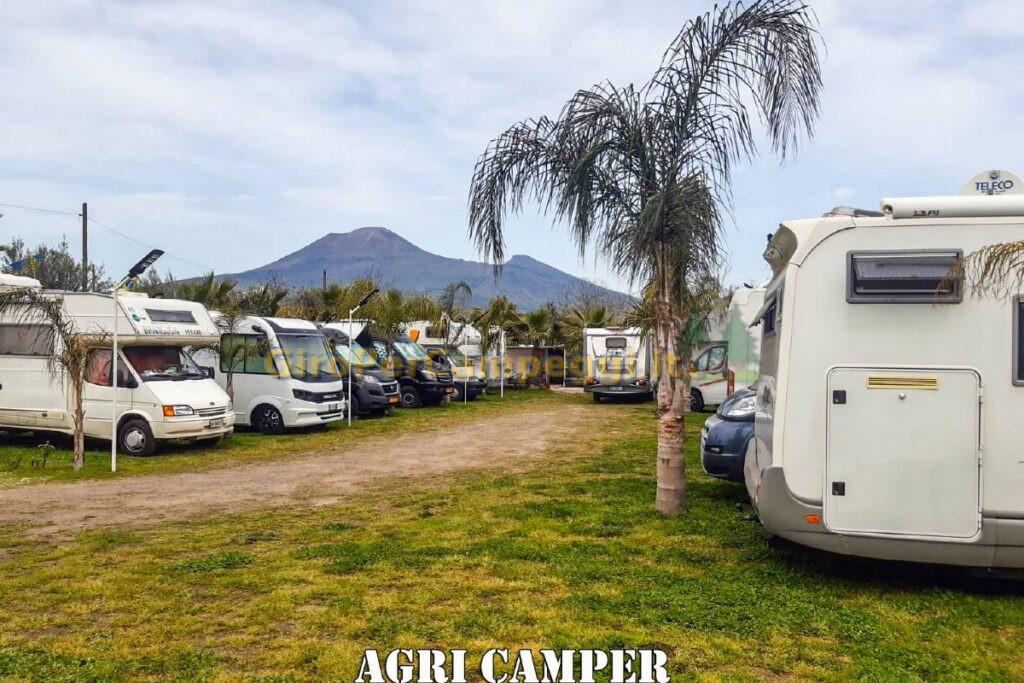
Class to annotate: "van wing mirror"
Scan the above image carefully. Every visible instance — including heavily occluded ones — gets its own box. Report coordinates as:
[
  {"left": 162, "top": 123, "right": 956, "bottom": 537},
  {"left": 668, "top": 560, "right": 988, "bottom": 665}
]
[{"left": 201, "top": 365, "right": 215, "bottom": 379}]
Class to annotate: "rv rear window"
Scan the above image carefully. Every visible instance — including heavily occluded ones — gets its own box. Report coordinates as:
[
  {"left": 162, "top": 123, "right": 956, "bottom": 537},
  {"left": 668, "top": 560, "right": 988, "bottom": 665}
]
[
  {"left": 146, "top": 309, "right": 197, "bottom": 324},
  {"left": 847, "top": 250, "right": 962, "bottom": 303},
  {"left": 605, "top": 336, "right": 627, "bottom": 349},
  {"left": 0, "top": 324, "right": 54, "bottom": 356}
]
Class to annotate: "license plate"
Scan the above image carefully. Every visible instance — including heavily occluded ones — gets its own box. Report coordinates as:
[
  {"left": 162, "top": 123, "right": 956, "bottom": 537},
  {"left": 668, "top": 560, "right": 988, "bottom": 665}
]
[
  {"left": 445, "top": 387, "right": 454, "bottom": 394},
  {"left": 610, "top": 386, "right": 623, "bottom": 391},
  {"left": 207, "top": 418, "right": 225, "bottom": 428},
  {"left": 389, "top": 396, "right": 399, "bottom": 404}
]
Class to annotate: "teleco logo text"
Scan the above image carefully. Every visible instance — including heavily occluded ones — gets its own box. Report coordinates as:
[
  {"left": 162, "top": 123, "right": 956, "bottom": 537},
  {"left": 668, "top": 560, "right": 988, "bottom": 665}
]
[{"left": 355, "top": 648, "right": 670, "bottom": 683}]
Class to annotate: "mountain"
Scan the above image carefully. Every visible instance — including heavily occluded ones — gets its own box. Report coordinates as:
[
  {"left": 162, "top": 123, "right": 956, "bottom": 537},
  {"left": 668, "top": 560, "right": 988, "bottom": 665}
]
[{"left": 222, "top": 226, "right": 630, "bottom": 309}]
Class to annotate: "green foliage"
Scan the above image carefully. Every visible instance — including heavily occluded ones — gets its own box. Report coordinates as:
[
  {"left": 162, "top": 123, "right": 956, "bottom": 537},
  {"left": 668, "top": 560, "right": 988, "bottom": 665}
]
[
  {"left": 170, "top": 551, "right": 254, "bottom": 574},
  {"left": 1, "top": 236, "right": 111, "bottom": 291}
]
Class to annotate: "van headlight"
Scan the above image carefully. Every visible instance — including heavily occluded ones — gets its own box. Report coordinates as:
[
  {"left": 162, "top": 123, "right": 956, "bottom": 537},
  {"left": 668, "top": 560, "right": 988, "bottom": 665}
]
[
  {"left": 292, "top": 389, "right": 320, "bottom": 402},
  {"left": 723, "top": 395, "right": 756, "bottom": 419},
  {"left": 162, "top": 405, "right": 194, "bottom": 417},
  {"left": 361, "top": 374, "right": 380, "bottom": 384},
  {"left": 421, "top": 370, "right": 437, "bottom": 381}
]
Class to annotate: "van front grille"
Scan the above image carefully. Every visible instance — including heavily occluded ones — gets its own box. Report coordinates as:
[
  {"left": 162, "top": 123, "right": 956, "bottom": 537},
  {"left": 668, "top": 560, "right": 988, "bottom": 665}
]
[
  {"left": 196, "top": 406, "right": 227, "bottom": 417},
  {"left": 866, "top": 375, "right": 939, "bottom": 390}
]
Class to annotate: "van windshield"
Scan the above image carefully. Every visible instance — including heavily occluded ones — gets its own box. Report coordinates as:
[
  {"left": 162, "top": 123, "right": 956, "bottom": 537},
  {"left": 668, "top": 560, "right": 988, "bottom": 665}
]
[
  {"left": 123, "top": 346, "right": 205, "bottom": 381},
  {"left": 394, "top": 341, "right": 428, "bottom": 360},
  {"left": 333, "top": 342, "right": 380, "bottom": 369},
  {"left": 277, "top": 334, "right": 341, "bottom": 383}
]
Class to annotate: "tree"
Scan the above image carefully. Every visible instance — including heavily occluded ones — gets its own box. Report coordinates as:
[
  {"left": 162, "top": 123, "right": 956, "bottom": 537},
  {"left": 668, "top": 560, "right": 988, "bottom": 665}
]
[
  {"left": 561, "top": 304, "right": 617, "bottom": 358},
  {"left": 363, "top": 288, "right": 439, "bottom": 355},
  {"left": 288, "top": 278, "right": 378, "bottom": 322},
  {"left": 2, "top": 236, "right": 111, "bottom": 291},
  {"left": 472, "top": 295, "right": 521, "bottom": 382},
  {"left": 467, "top": 0, "right": 822, "bottom": 515},
  {"left": 0, "top": 288, "right": 107, "bottom": 469},
  {"left": 236, "top": 279, "right": 290, "bottom": 318},
  {"left": 177, "top": 273, "right": 238, "bottom": 309},
  {"left": 513, "top": 306, "right": 555, "bottom": 387},
  {"left": 434, "top": 281, "right": 473, "bottom": 352}
]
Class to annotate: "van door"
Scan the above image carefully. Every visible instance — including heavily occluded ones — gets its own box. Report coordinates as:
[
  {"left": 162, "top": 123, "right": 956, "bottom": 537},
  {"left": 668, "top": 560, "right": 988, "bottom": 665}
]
[
  {"left": 82, "top": 349, "right": 136, "bottom": 437},
  {"left": 692, "top": 344, "right": 729, "bottom": 405},
  {"left": 825, "top": 367, "right": 981, "bottom": 539}
]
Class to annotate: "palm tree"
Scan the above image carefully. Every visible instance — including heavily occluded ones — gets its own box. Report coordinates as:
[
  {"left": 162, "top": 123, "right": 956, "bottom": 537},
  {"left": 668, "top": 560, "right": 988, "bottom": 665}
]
[
  {"left": 561, "top": 305, "right": 616, "bottom": 357},
  {"left": 178, "top": 273, "right": 237, "bottom": 309},
  {"left": 434, "top": 281, "right": 473, "bottom": 351},
  {"left": 514, "top": 306, "right": 556, "bottom": 387},
  {"left": 0, "top": 288, "right": 107, "bottom": 469},
  {"left": 236, "top": 279, "right": 290, "bottom": 317},
  {"left": 473, "top": 295, "right": 521, "bottom": 382},
  {"left": 363, "top": 288, "right": 439, "bottom": 354},
  {"left": 467, "top": 0, "right": 822, "bottom": 516}
]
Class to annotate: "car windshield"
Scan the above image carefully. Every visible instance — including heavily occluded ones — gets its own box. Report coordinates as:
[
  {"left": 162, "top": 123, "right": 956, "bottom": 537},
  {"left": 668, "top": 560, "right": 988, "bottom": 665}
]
[
  {"left": 277, "top": 334, "right": 341, "bottom": 382},
  {"left": 394, "top": 341, "right": 428, "bottom": 360},
  {"left": 123, "top": 346, "right": 204, "bottom": 381}
]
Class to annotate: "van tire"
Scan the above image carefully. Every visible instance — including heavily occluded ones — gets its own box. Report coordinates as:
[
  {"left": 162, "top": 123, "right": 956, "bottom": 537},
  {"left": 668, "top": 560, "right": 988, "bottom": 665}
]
[
  {"left": 252, "top": 404, "right": 285, "bottom": 435},
  {"left": 400, "top": 386, "right": 422, "bottom": 408},
  {"left": 690, "top": 389, "right": 705, "bottom": 413},
  {"left": 348, "top": 394, "right": 360, "bottom": 418},
  {"left": 452, "top": 384, "right": 464, "bottom": 402},
  {"left": 118, "top": 418, "right": 157, "bottom": 457}
]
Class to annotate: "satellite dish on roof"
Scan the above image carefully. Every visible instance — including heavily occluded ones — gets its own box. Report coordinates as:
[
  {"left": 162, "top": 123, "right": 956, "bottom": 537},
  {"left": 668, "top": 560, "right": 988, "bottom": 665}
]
[{"left": 960, "top": 169, "right": 1024, "bottom": 196}]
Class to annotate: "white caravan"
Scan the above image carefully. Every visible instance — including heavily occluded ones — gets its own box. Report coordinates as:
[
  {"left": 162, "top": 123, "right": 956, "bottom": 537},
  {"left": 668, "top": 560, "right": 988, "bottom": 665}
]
[
  {"left": 0, "top": 277, "right": 233, "bottom": 456},
  {"left": 583, "top": 327, "right": 653, "bottom": 401},
  {"left": 688, "top": 286, "right": 766, "bottom": 411},
  {"left": 746, "top": 170, "right": 1024, "bottom": 569},
  {"left": 200, "top": 315, "right": 346, "bottom": 434}
]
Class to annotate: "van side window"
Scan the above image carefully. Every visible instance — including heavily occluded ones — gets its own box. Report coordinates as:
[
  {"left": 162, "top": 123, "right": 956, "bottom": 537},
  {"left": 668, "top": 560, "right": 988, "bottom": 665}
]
[
  {"left": 847, "top": 250, "right": 962, "bottom": 303},
  {"left": 1016, "top": 298, "right": 1024, "bottom": 386},
  {"left": 84, "top": 349, "right": 130, "bottom": 386},
  {"left": 762, "top": 298, "right": 778, "bottom": 335},
  {"left": 0, "top": 324, "right": 54, "bottom": 356},
  {"left": 220, "top": 334, "right": 272, "bottom": 375}
]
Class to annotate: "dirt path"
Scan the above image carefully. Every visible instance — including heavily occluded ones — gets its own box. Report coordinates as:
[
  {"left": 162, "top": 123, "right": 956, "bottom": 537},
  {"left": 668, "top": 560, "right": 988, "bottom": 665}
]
[{"left": 0, "top": 404, "right": 595, "bottom": 537}]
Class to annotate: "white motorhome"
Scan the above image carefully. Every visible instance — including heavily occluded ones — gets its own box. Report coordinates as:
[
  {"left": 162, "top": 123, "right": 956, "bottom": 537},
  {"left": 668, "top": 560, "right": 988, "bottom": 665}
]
[
  {"left": 199, "top": 315, "right": 346, "bottom": 434},
  {"left": 583, "top": 327, "right": 653, "bottom": 401},
  {"left": 688, "top": 286, "right": 766, "bottom": 411},
  {"left": 0, "top": 278, "right": 233, "bottom": 456},
  {"left": 746, "top": 170, "right": 1024, "bottom": 569}
]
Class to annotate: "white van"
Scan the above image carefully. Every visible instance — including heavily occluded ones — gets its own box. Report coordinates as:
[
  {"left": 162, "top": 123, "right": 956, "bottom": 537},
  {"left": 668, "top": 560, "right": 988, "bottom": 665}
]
[
  {"left": 688, "top": 286, "right": 766, "bottom": 411},
  {"left": 583, "top": 327, "right": 653, "bottom": 401},
  {"left": 0, "top": 278, "right": 233, "bottom": 456},
  {"left": 747, "top": 171, "right": 1024, "bottom": 569},
  {"left": 199, "top": 315, "right": 346, "bottom": 434}
]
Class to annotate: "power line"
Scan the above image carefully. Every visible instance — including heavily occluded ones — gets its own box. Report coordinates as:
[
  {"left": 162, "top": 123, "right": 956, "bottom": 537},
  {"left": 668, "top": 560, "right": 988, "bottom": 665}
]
[{"left": 0, "top": 199, "right": 217, "bottom": 273}]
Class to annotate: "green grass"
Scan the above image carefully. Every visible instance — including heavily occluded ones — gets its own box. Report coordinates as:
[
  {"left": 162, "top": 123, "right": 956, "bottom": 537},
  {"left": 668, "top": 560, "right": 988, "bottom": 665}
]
[
  {"left": 0, "top": 389, "right": 554, "bottom": 485},
  {"left": 0, "top": 392, "right": 1022, "bottom": 681}
]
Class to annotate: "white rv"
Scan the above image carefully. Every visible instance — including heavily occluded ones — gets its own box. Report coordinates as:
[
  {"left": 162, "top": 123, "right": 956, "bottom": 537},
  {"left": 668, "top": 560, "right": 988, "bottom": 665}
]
[
  {"left": 583, "top": 327, "right": 652, "bottom": 401},
  {"left": 0, "top": 278, "right": 233, "bottom": 456},
  {"left": 688, "top": 286, "right": 766, "bottom": 411},
  {"left": 199, "top": 315, "right": 346, "bottom": 434},
  {"left": 746, "top": 171, "right": 1024, "bottom": 569}
]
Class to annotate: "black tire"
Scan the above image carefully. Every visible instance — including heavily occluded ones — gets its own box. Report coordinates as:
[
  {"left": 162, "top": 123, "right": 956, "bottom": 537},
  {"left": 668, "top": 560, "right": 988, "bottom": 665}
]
[
  {"left": 592, "top": 392, "right": 602, "bottom": 403},
  {"left": 452, "top": 384, "right": 464, "bottom": 402},
  {"left": 400, "top": 385, "right": 422, "bottom": 408},
  {"left": 252, "top": 404, "right": 285, "bottom": 435},
  {"left": 348, "top": 394, "right": 360, "bottom": 419},
  {"left": 196, "top": 436, "right": 223, "bottom": 448},
  {"left": 690, "top": 388, "right": 705, "bottom": 413},
  {"left": 118, "top": 418, "right": 157, "bottom": 456}
]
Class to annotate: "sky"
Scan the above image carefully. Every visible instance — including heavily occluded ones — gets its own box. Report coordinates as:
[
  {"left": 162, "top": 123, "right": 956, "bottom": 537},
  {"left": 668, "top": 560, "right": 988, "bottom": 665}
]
[{"left": 1, "top": 0, "right": 1023, "bottom": 295}]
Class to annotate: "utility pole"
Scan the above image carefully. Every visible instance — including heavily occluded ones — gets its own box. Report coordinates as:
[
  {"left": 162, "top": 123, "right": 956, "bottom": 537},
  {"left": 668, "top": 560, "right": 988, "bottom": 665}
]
[
  {"left": 80, "top": 202, "right": 88, "bottom": 291},
  {"left": 322, "top": 269, "right": 327, "bottom": 290}
]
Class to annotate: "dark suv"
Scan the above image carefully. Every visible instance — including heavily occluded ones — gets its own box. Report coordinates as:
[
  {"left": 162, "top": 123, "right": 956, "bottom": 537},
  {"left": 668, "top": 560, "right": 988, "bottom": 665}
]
[
  {"left": 360, "top": 331, "right": 455, "bottom": 407},
  {"left": 320, "top": 326, "right": 400, "bottom": 416}
]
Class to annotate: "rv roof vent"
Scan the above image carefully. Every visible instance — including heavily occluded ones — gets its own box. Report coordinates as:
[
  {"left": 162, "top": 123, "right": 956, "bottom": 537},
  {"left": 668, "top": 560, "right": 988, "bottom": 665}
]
[
  {"left": 0, "top": 274, "right": 43, "bottom": 290},
  {"left": 823, "top": 206, "right": 884, "bottom": 218}
]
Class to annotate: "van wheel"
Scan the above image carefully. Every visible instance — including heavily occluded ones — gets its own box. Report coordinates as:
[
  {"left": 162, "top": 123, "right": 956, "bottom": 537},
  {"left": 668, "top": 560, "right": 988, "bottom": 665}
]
[
  {"left": 400, "top": 386, "right": 422, "bottom": 408},
  {"left": 690, "top": 389, "right": 705, "bottom": 413},
  {"left": 452, "top": 384, "right": 464, "bottom": 402},
  {"left": 118, "top": 418, "right": 156, "bottom": 456},
  {"left": 348, "top": 394, "right": 360, "bottom": 419},
  {"left": 252, "top": 404, "right": 285, "bottom": 435}
]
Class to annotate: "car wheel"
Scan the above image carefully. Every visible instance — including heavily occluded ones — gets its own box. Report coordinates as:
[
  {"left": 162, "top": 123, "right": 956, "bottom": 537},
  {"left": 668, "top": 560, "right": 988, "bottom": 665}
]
[
  {"left": 118, "top": 418, "right": 156, "bottom": 456},
  {"left": 401, "top": 386, "right": 422, "bottom": 408},
  {"left": 690, "top": 389, "right": 705, "bottom": 413},
  {"left": 252, "top": 404, "right": 285, "bottom": 435},
  {"left": 452, "top": 384, "right": 464, "bottom": 401}
]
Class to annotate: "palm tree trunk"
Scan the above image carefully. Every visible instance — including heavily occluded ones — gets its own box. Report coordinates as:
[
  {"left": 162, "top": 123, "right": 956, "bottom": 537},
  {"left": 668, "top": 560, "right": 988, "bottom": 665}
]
[
  {"left": 654, "top": 257, "right": 686, "bottom": 516},
  {"left": 72, "top": 380, "right": 85, "bottom": 471}
]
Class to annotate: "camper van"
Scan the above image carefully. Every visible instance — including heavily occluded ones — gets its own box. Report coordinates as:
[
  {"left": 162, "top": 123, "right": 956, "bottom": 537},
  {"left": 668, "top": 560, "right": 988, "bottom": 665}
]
[
  {"left": 405, "top": 320, "right": 489, "bottom": 400},
  {"left": 359, "top": 330, "right": 454, "bottom": 408},
  {"left": 688, "top": 286, "right": 766, "bottom": 411},
  {"left": 199, "top": 315, "right": 346, "bottom": 434},
  {"left": 583, "top": 327, "right": 653, "bottom": 401},
  {"left": 0, "top": 278, "right": 233, "bottom": 455},
  {"left": 746, "top": 170, "right": 1024, "bottom": 569},
  {"left": 320, "top": 322, "right": 400, "bottom": 415}
]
